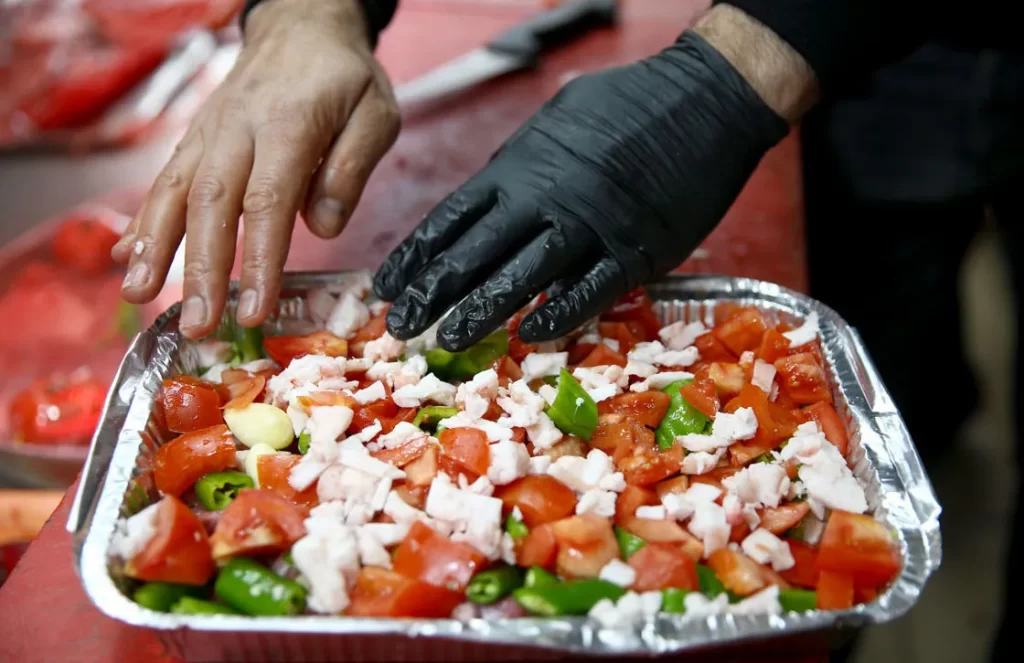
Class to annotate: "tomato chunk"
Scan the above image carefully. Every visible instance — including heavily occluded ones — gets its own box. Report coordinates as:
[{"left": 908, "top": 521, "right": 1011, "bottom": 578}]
[
  {"left": 154, "top": 424, "right": 237, "bottom": 496},
  {"left": 517, "top": 523, "right": 558, "bottom": 570},
  {"left": 616, "top": 444, "right": 684, "bottom": 486},
  {"left": 438, "top": 427, "right": 490, "bottom": 476},
  {"left": 371, "top": 437, "right": 430, "bottom": 468},
  {"left": 620, "top": 517, "right": 704, "bottom": 561},
  {"left": 714, "top": 307, "right": 769, "bottom": 355},
  {"left": 124, "top": 495, "right": 214, "bottom": 586},
  {"left": 223, "top": 375, "right": 266, "bottom": 410},
  {"left": 802, "top": 401, "right": 849, "bottom": 458},
  {"left": 818, "top": 511, "right": 901, "bottom": 588},
  {"left": 601, "top": 289, "right": 662, "bottom": 341},
  {"left": 591, "top": 414, "right": 653, "bottom": 459},
  {"left": 550, "top": 514, "right": 619, "bottom": 579},
  {"left": 680, "top": 371, "right": 719, "bottom": 419},
  {"left": 757, "top": 329, "right": 792, "bottom": 364},
  {"left": 347, "top": 567, "right": 463, "bottom": 618},
  {"left": 392, "top": 521, "right": 487, "bottom": 592},
  {"left": 774, "top": 353, "right": 832, "bottom": 405},
  {"left": 706, "top": 548, "right": 775, "bottom": 596},
  {"left": 709, "top": 362, "right": 746, "bottom": 398},
  {"left": 159, "top": 376, "right": 224, "bottom": 433},
  {"left": 614, "top": 485, "right": 659, "bottom": 525},
  {"left": 694, "top": 331, "right": 737, "bottom": 363},
  {"left": 598, "top": 322, "right": 643, "bottom": 355},
  {"left": 495, "top": 475, "right": 578, "bottom": 527},
  {"left": 263, "top": 331, "right": 348, "bottom": 367},
  {"left": 257, "top": 453, "right": 319, "bottom": 512},
  {"left": 628, "top": 542, "right": 699, "bottom": 592},
  {"left": 578, "top": 344, "right": 628, "bottom": 368},
  {"left": 780, "top": 540, "right": 820, "bottom": 589},
  {"left": 597, "top": 391, "right": 671, "bottom": 428},
  {"left": 817, "top": 569, "right": 855, "bottom": 610},
  {"left": 209, "top": 489, "right": 307, "bottom": 560},
  {"left": 759, "top": 502, "right": 811, "bottom": 535}
]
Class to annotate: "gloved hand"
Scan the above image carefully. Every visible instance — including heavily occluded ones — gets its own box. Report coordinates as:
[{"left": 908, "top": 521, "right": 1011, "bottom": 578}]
[{"left": 374, "top": 31, "right": 790, "bottom": 352}]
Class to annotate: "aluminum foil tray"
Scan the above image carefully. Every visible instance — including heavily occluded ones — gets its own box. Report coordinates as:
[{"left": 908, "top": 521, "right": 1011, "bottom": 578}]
[{"left": 67, "top": 273, "right": 942, "bottom": 661}]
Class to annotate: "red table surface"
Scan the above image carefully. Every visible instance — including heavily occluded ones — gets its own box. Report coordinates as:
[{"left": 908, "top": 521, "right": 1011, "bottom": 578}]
[{"left": 0, "top": 0, "right": 814, "bottom": 660}]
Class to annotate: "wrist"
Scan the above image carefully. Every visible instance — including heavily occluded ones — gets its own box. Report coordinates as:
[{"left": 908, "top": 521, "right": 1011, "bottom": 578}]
[
  {"left": 693, "top": 4, "right": 818, "bottom": 123},
  {"left": 245, "top": 0, "right": 372, "bottom": 52}
]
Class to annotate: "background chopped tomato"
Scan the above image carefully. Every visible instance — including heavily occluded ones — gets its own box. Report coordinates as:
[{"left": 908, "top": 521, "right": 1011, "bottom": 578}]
[
  {"left": 628, "top": 542, "right": 699, "bottom": 592},
  {"left": 601, "top": 289, "right": 662, "bottom": 340},
  {"left": 392, "top": 521, "right": 486, "bottom": 591},
  {"left": 550, "top": 514, "right": 619, "bottom": 578},
  {"left": 223, "top": 375, "right": 266, "bottom": 410},
  {"left": 209, "top": 489, "right": 306, "bottom": 559},
  {"left": 8, "top": 374, "right": 107, "bottom": 444},
  {"left": 495, "top": 475, "right": 577, "bottom": 527},
  {"left": 614, "top": 485, "right": 659, "bottom": 525},
  {"left": 598, "top": 322, "right": 642, "bottom": 354},
  {"left": 616, "top": 444, "right": 684, "bottom": 486},
  {"left": 693, "top": 331, "right": 736, "bottom": 363},
  {"left": 709, "top": 362, "right": 746, "bottom": 398},
  {"left": 757, "top": 329, "right": 792, "bottom": 364},
  {"left": 578, "top": 344, "right": 627, "bottom": 368},
  {"left": 680, "top": 371, "right": 718, "bottom": 418},
  {"left": 759, "top": 502, "right": 811, "bottom": 535},
  {"left": 50, "top": 215, "right": 120, "bottom": 275},
  {"left": 125, "top": 495, "right": 214, "bottom": 586},
  {"left": 707, "top": 548, "right": 774, "bottom": 596},
  {"left": 346, "top": 567, "right": 463, "bottom": 618},
  {"left": 153, "top": 424, "right": 236, "bottom": 496}
]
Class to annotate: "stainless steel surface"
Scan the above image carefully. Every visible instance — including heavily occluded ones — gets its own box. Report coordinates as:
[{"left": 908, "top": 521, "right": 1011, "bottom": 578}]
[
  {"left": 69, "top": 273, "right": 942, "bottom": 660},
  {"left": 394, "top": 48, "right": 522, "bottom": 108}
]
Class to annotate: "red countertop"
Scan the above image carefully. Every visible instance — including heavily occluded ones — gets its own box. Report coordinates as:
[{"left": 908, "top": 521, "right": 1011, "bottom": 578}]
[{"left": 0, "top": 1, "right": 814, "bottom": 660}]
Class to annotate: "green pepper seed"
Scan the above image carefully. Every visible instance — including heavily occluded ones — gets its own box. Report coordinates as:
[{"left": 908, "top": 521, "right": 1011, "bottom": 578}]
[
  {"left": 194, "top": 471, "right": 254, "bottom": 511},
  {"left": 214, "top": 557, "right": 307, "bottom": 616}
]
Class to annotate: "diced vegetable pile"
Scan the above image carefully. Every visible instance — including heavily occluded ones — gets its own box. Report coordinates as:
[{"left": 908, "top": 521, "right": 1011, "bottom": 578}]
[{"left": 111, "top": 273, "right": 901, "bottom": 625}]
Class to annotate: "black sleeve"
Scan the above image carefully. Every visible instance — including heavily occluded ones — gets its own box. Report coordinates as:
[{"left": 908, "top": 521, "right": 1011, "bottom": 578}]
[
  {"left": 716, "top": 0, "right": 931, "bottom": 91},
  {"left": 241, "top": 0, "right": 399, "bottom": 49}
]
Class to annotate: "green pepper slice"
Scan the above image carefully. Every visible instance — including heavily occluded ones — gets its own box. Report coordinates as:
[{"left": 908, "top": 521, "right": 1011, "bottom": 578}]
[
  {"left": 194, "top": 471, "right": 254, "bottom": 511},
  {"left": 424, "top": 330, "right": 509, "bottom": 380},
  {"left": 133, "top": 582, "right": 203, "bottom": 612},
  {"left": 614, "top": 525, "right": 646, "bottom": 560},
  {"left": 466, "top": 566, "right": 526, "bottom": 605},
  {"left": 412, "top": 406, "right": 459, "bottom": 431},
  {"left": 214, "top": 558, "right": 307, "bottom": 616},
  {"left": 505, "top": 513, "right": 529, "bottom": 540},
  {"left": 661, "top": 588, "right": 691, "bottom": 614},
  {"left": 216, "top": 317, "right": 265, "bottom": 364},
  {"left": 696, "top": 564, "right": 727, "bottom": 598},
  {"left": 655, "top": 379, "right": 708, "bottom": 450},
  {"left": 513, "top": 579, "right": 626, "bottom": 616},
  {"left": 297, "top": 432, "right": 311, "bottom": 455},
  {"left": 778, "top": 589, "right": 817, "bottom": 612},
  {"left": 170, "top": 597, "right": 239, "bottom": 615},
  {"left": 524, "top": 566, "right": 559, "bottom": 589},
  {"left": 546, "top": 369, "right": 598, "bottom": 440}
]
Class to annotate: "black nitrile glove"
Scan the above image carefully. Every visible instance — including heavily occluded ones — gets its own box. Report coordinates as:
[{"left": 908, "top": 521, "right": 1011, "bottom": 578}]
[{"left": 374, "top": 31, "right": 789, "bottom": 351}]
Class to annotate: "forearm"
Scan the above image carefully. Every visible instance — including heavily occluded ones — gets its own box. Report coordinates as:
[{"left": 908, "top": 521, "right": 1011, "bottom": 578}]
[{"left": 242, "top": 0, "right": 399, "bottom": 48}]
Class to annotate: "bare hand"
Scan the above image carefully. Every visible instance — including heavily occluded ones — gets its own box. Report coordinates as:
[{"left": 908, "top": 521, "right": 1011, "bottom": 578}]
[{"left": 113, "top": 0, "right": 399, "bottom": 338}]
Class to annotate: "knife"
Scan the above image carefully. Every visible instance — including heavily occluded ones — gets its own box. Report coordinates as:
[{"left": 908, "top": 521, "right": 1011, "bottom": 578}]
[{"left": 394, "top": 0, "right": 619, "bottom": 108}]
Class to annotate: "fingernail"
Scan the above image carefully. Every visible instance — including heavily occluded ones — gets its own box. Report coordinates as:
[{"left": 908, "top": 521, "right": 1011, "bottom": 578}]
[
  {"left": 181, "top": 296, "right": 207, "bottom": 329},
  {"left": 237, "top": 289, "right": 259, "bottom": 321},
  {"left": 113, "top": 233, "right": 134, "bottom": 251},
  {"left": 122, "top": 262, "right": 150, "bottom": 290},
  {"left": 313, "top": 198, "right": 345, "bottom": 233}
]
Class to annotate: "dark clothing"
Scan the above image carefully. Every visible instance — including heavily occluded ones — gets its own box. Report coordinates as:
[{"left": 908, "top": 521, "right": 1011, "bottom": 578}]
[{"left": 242, "top": 0, "right": 399, "bottom": 47}]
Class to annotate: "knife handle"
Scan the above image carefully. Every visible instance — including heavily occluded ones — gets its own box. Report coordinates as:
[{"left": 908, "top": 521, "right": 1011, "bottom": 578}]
[{"left": 488, "top": 0, "right": 619, "bottom": 63}]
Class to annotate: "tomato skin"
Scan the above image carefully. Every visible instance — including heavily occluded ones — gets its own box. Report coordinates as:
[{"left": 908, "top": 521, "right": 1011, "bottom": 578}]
[
  {"left": 347, "top": 567, "right": 464, "bottom": 618},
  {"left": 158, "top": 377, "right": 224, "bottom": 433},
  {"left": 350, "top": 396, "right": 399, "bottom": 432},
  {"left": 257, "top": 454, "right": 319, "bottom": 512},
  {"left": 392, "top": 521, "right": 487, "bottom": 592},
  {"left": 614, "top": 485, "right": 660, "bottom": 525},
  {"left": 263, "top": 331, "right": 348, "bottom": 367},
  {"left": 628, "top": 542, "right": 699, "bottom": 592},
  {"left": 578, "top": 344, "right": 628, "bottom": 368},
  {"left": 209, "top": 489, "right": 307, "bottom": 560},
  {"left": 153, "top": 424, "right": 237, "bottom": 496},
  {"left": 125, "top": 495, "right": 214, "bottom": 586},
  {"left": 757, "top": 329, "right": 792, "bottom": 364},
  {"left": 774, "top": 353, "right": 832, "bottom": 405},
  {"left": 438, "top": 427, "right": 490, "bottom": 476},
  {"left": 352, "top": 313, "right": 388, "bottom": 344},
  {"left": 802, "top": 401, "right": 849, "bottom": 458},
  {"left": 517, "top": 523, "right": 558, "bottom": 570},
  {"left": 818, "top": 511, "right": 902, "bottom": 588},
  {"left": 680, "top": 371, "right": 719, "bottom": 419},
  {"left": 495, "top": 476, "right": 578, "bottom": 527},
  {"left": 51, "top": 215, "right": 120, "bottom": 275},
  {"left": 817, "top": 569, "right": 855, "bottom": 610},
  {"left": 371, "top": 437, "right": 430, "bottom": 468},
  {"left": 9, "top": 375, "right": 108, "bottom": 445},
  {"left": 694, "top": 331, "right": 737, "bottom": 363},
  {"left": 550, "top": 514, "right": 619, "bottom": 579},
  {"left": 714, "top": 307, "right": 769, "bottom": 356},
  {"left": 616, "top": 444, "right": 684, "bottom": 486},
  {"left": 591, "top": 414, "right": 653, "bottom": 460},
  {"left": 780, "top": 540, "right": 820, "bottom": 589},
  {"left": 759, "top": 502, "right": 811, "bottom": 535},
  {"left": 598, "top": 391, "right": 671, "bottom": 428},
  {"left": 223, "top": 375, "right": 266, "bottom": 410}
]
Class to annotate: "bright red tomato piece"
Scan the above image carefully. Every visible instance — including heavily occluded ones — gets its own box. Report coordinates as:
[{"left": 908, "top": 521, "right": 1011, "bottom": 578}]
[
  {"left": 714, "top": 307, "right": 769, "bottom": 355},
  {"left": 628, "top": 541, "right": 699, "bottom": 592},
  {"left": 817, "top": 511, "right": 902, "bottom": 588},
  {"left": 257, "top": 454, "right": 319, "bottom": 512},
  {"left": 346, "top": 567, "right": 464, "bottom": 617},
  {"left": 597, "top": 391, "right": 671, "bottom": 428},
  {"left": 263, "top": 331, "right": 348, "bottom": 367},
  {"left": 124, "top": 495, "right": 214, "bottom": 586},
  {"left": 371, "top": 437, "right": 430, "bottom": 467},
  {"left": 802, "top": 401, "right": 849, "bottom": 458},
  {"left": 438, "top": 427, "right": 490, "bottom": 476},
  {"left": 392, "top": 521, "right": 487, "bottom": 591},
  {"left": 517, "top": 523, "right": 558, "bottom": 570},
  {"left": 680, "top": 370, "right": 719, "bottom": 419},
  {"left": 598, "top": 322, "right": 643, "bottom": 355},
  {"left": 774, "top": 353, "right": 832, "bottom": 405},
  {"left": 160, "top": 376, "right": 223, "bottom": 433},
  {"left": 709, "top": 362, "right": 746, "bottom": 398},
  {"left": 601, "top": 288, "right": 663, "bottom": 341},
  {"left": 51, "top": 216, "right": 120, "bottom": 275},
  {"left": 759, "top": 502, "right": 811, "bottom": 535},
  {"left": 616, "top": 444, "right": 684, "bottom": 487},
  {"left": 817, "top": 569, "right": 855, "bottom": 610},
  {"left": 780, "top": 540, "right": 820, "bottom": 589},
  {"left": 619, "top": 517, "right": 704, "bottom": 561},
  {"left": 757, "top": 329, "right": 792, "bottom": 364},
  {"left": 694, "top": 331, "right": 737, "bottom": 363},
  {"left": 223, "top": 375, "right": 266, "bottom": 410},
  {"left": 491, "top": 355, "right": 524, "bottom": 387},
  {"left": 153, "top": 424, "right": 237, "bottom": 496},
  {"left": 614, "top": 485, "right": 660, "bottom": 525},
  {"left": 550, "top": 514, "right": 619, "bottom": 579},
  {"left": 495, "top": 475, "right": 578, "bottom": 527},
  {"left": 707, "top": 548, "right": 777, "bottom": 597},
  {"left": 578, "top": 344, "right": 628, "bottom": 368},
  {"left": 209, "top": 489, "right": 307, "bottom": 560}
]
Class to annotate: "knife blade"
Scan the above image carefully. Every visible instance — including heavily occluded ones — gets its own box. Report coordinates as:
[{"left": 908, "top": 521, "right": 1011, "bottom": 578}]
[{"left": 394, "top": 0, "right": 618, "bottom": 108}]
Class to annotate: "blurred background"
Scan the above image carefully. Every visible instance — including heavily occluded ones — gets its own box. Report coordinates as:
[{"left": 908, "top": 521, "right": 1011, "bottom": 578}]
[{"left": 0, "top": 1, "right": 1015, "bottom": 662}]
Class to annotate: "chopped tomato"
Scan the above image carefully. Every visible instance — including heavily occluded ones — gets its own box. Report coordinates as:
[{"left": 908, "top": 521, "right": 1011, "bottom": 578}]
[
  {"left": 438, "top": 427, "right": 490, "bottom": 476},
  {"left": 351, "top": 313, "right": 387, "bottom": 345},
  {"left": 495, "top": 475, "right": 578, "bottom": 527},
  {"left": 855, "top": 586, "right": 879, "bottom": 604},
  {"left": 590, "top": 414, "right": 653, "bottom": 459},
  {"left": 774, "top": 353, "right": 832, "bottom": 405},
  {"left": 347, "top": 567, "right": 463, "bottom": 617},
  {"left": 616, "top": 444, "right": 684, "bottom": 486},
  {"left": 818, "top": 511, "right": 902, "bottom": 588},
  {"left": 680, "top": 370, "right": 719, "bottom": 419},
  {"left": 507, "top": 311, "right": 540, "bottom": 363},
  {"left": 757, "top": 329, "right": 792, "bottom": 364},
  {"left": 392, "top": 521, "right": 487, "bottom": 591},
  {"left": 550, "top": 514, "right": 619, "bottom": 579},
  {"left": 491, "top": 355, "right": 524, "bottom": 387},
  {"left": 620, "top": 517, "right": 704, "bottom": 561},
  {"left": 707, "top": 548, "right": 771, "bottom": 597},
  {"left": 597, "top": 391, "right": 671, "bottom": 428},
  {"left": 209, "top": 489, "right": 307, "bottom": 560},
  {"left": 403, "top": 445, "right": 439, "bottom": 487},
  {"left": 124, "top": 495, "right": 214, "bottom": 586},
  {"left": 816, "top": 569, "right": 855, "bottom": 610},
  {"left": 257, "top": 454, "right": 319, "bottom": 512},
  {"left": 297, "top": 391, "right": 357, "bottom": 412},
  {"left": 350, "top": 395, "right": 399, "bottom": 432},
  {"left": 780, "top": 540, "right": 820, "bottom": 589},
  {"left": 709, "top": 362, "right": 746, "bottom": 398},
  {"left": 601, "top": 288, "right": 663, "bottom": 340},
  {"left": 9, "top": 374, "right": 108, "bottom": 445},
  {"left": 51, "top": 214, "right": 120, "bottom": 275},
  {"left": 223, "top": 375, "right": 266, "bottom": 410},
  {"left": 263, "top": 331, "right": 348, "bottom": 367},
  {"left": 568, "top": 343, "right": 597, "bottom": 365},
  {"left": 614, "top": 485, "right": 660, "bottom": 525},
  {"left": 378, "top": 408, "right": 418, "bottom": 435},
  {"left": 714, "top": 307, "right": 769, "bottom": 355},
  {"left": 372, "top": 437, "right": 430, "bottom": 468},
  {"left": 517, "top": 523, "right": 558, "bottom": 570},
  {"left": 654, "top": 475, "right": 690, "bottom": 500},
  {"left": 724, "top": 384, "right": 799, "bottom": 466},
  {"left": 598, "top": 322, "right": 642, "bottom": 354},
  {"left": 694, "top": 331, "right": 737, "bottom": 363},
  {"left": 578, "top": 344, "right": 628, "bottom": 368},
  {"left": 759, "top": 502, "right": 811, "bottom": 535},
  {"left": 688, "top": 466, "right": 740, "bottom": 496},
  {"left": 802, "top": 401, "right": 849, "bottom": 458},
  {"left": 153, "top": 424, "right": 237, "bottom": 496},
  {"left": 628, "top": 541, "right": 699, "bottom": 592}
]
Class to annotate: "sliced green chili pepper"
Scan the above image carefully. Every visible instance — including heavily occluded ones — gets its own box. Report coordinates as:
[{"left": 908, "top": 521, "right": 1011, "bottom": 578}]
[
  {"left": 779, "top": 589, "right": 817, "bottom": 613},
  {"left": 194, "top": 471, "right": 254, "bottom": 511},
  {"left": 466, "top": 566, "right": 526, "bottom": 605},
  {"left": 524, "top": 566, "right": 559, "bottom": 588},
  {"left": 170, "top": 597, "right": 239, "bottom": 615},
  {"left": 425, "top": 330, "right": 509, "bottom": 380},
  {"left": 133, "top": 582, "right": 203, "bottom": 612},
  {"left": 614, "top": 525, "right": 646, "bottom": 560},
  {"left": 505, "top": 513, "right": 529, "bottom": 539},
  {"left": 214, "top": 558, "right": 307, "bottom": 616},
  {"left": 696, "top": 564, "right": 727, "bottom": 598},
  {"left": 655, "top": 380, "right": 708, "bottom": 450},
  {"left": 546, "top": 369, "right": 598, "bottom": 440},
  {"left": 755, "top": 453, "right": 774, "bottom": 464},
  {"left": 217, "top": 317, "right": 265, "bottom": 364},
  {"left": 297, "top": 432, "right": 311, "bottom": 455},
  {"left": 513, "top": 579, "right": 626, "bottom": 616},
  {"left": 661, "top": 588, "right": 691, "bottom": 614},
  {"left": 412, "top": 406, "right": 459, "bottom": 431}
]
